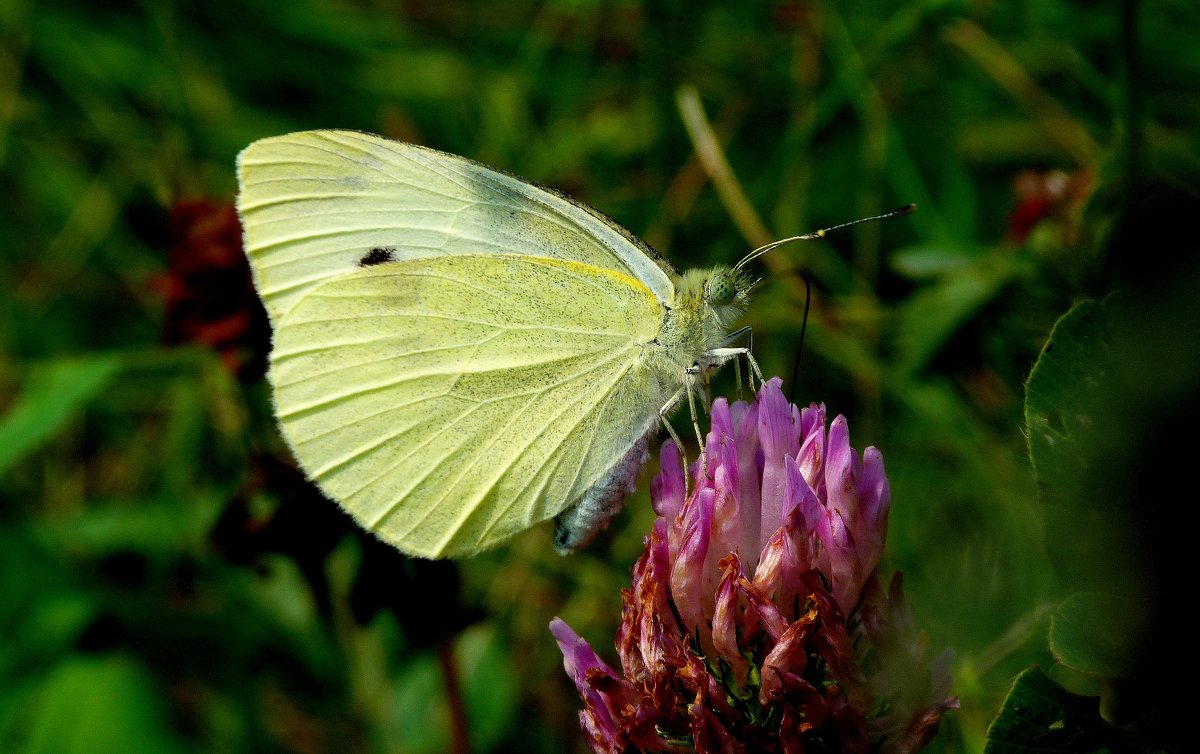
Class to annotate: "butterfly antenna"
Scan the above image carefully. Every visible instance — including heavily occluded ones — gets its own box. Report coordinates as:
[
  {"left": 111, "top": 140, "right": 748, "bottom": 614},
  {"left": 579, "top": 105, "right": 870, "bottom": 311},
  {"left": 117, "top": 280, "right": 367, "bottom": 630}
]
[
  {"left": 787, "top": 269, "right": 812, "bottom": 404},
  {"left": 733, "top": 204, "right": 917, "bottom": 273},
  {"left": 810, "top": 203, "right": 917, "bottom": 237}
]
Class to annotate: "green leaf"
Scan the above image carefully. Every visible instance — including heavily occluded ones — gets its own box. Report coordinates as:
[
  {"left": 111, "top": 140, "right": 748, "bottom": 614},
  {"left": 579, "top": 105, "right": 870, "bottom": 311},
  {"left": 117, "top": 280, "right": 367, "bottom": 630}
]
[
  {"left": 389, "top": 652, "right": 448, "bottom": 753},
  {"left": 1023, "top": 298, "right": 1113, "bottom": 505},
  {"left": 895, "top": 255, "right": 1021, "bottom": 376},
  {"left": 459, "top": 625, "right": 518, "bottom": 751},
  {"left": 1021, "top": 297, "right": 1139, "bottom": 589},
  {"left": 0, "top": 355, "right": 122, "bottom": 476},
  {"left": 385, "top": 625, "right": 516, "bottom": 754},
  {"left": 16, "top": 655, "right": 182, "bottom": 754},
  {"left": 984, "top": 666, "right": 1117, "bottom": 754},
  {"left": 890, "top": 244, "right": 978, "bottom": 280},
  {"left": 1049, "top": 592, "right": 1130, "bottom": 679}
]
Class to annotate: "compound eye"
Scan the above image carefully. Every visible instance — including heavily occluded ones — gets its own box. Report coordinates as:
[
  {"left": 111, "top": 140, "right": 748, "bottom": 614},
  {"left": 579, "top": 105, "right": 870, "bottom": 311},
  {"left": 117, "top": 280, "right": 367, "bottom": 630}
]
[{"left": 708, "top": 273, "right": 736, "bottom": 306}]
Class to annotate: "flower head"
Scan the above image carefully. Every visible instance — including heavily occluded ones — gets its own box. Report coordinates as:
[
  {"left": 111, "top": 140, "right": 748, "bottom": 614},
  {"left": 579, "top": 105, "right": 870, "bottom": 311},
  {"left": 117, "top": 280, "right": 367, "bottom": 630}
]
[
  {"left": 553, "top": 378, "right": 956, "bottom": 753},
  {"left": 156, "top": 198, "right": 270, "bottom": 380}
]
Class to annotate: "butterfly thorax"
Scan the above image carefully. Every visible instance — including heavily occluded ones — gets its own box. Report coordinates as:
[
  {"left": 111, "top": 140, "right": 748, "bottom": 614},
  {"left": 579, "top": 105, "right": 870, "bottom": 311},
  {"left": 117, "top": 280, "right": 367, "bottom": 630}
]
[{"left": 655, "top": 265, "right": 753, "bottom": 375}]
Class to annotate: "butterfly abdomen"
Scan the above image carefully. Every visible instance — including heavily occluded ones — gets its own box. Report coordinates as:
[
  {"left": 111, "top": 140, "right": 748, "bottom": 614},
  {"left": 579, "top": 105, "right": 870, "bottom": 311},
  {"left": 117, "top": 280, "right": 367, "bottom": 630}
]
[{"left": 552, "top": 434, "right": 650, "bottom": 553}]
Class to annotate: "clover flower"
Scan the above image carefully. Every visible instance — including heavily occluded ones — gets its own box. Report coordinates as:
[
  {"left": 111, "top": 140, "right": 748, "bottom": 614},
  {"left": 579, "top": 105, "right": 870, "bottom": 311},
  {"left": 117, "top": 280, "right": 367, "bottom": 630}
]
[
  {"left": 551, "top": 378, "right": 956, "bottom": 753},
  {"left": 156, "top": 198, "right": 269, "bottom": 380}
]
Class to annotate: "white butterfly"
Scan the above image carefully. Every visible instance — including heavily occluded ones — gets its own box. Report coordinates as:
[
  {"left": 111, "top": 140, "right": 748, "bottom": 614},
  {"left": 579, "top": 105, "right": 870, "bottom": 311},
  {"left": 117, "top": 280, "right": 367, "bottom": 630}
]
[{"left": 237, "top": 130, "right": 767, "bottom": 558}]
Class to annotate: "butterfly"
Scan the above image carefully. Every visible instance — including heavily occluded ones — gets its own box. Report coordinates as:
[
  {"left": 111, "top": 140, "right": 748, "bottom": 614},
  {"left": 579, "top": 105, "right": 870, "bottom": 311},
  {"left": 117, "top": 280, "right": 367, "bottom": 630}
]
[{"left": 237, "top": 130, "right": 910, "bottom": 559}]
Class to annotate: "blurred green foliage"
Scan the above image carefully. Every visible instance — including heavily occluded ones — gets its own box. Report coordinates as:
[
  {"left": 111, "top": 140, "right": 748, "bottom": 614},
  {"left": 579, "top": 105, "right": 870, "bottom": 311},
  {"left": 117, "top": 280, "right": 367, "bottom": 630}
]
[{"left": 2, "top": 0, "right": 1198, "bottom": 751}]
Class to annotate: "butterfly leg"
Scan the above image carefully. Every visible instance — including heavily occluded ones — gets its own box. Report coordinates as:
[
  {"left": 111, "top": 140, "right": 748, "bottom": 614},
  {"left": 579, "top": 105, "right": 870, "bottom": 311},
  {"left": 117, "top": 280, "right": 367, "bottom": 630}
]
[
  {"left": 658, "top": 363, "right": 712, "bottom": 493},
  {"left": 707, "top": 352, "right": 763, "bottom": 398},
  {"left": 724, "top": 326, "right": 751, "bottom": 398},
  {"left": 710, "top": 326, "right": 761, "bottom": 395},
  {"left": 684, "top": 364, "right": 711, "bottom": 479},
  {"left": 658, "top": 386, "right": 693, "bottom": 494}
]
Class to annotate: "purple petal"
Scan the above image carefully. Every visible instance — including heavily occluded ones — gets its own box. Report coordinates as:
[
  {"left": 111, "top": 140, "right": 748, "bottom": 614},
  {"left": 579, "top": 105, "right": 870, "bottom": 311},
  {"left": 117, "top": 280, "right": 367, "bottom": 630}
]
[
  {"left": 859, "top": 447, "right": 891, "bottom": 528},
  {"left": 854, "top": 446, "right": 890, "bottom": 577},
  {"left": 757, "top": 378, "right": 800, "bottom": 558},
  {"left": 650, "top": 439, "right": 686, "bottom": 522},
  {"left": 786, "top": 454, "right": 823, "bottom": 537},
  {"left": 799, "top": 402, "right": 825, "bottom": 445},
  {"left": 702, "top": 483, "right": 737, "bottom": 617},
  {"left": 819, "top": 507, "right": 863, "bottom": 613},
  {"left": 688, "top": 700, "right": 747, "bottom": 754},
  {"left": 756, "top": 456, "right": 819, "bottom": 611},
  {"left": 550, "top": 618, "right": 624, "bottom": 749},
  {"left": 757, "top": 378, "right": 798, "bottom": 458},
  {"left": 708, "top": 396, "right": 734, "bottom": 450},
  {"left": 739, "top": 576, "right": 789, "bottom": 641},
  {"left": 824, "top": 415, "right": 859, "bottom": 522},
  {"left": 621, "top": 520, "right": 673, "bottom": 680},
  {"left": 711, "top": 447, "right": 742, "bottom": 572},
  {"left": 779, "top": 685, "right": 833, "bottom": 753},
  {"left": 724, "top": 399, "right": 761, "bottom": 562},
  {"left": 751, "top": 526, "right": 787, "bottom": 606},
  {"left": 759, "top": 611, "right": 817, "bottom": 704},
  {"left": 879, "top": 698, "right": 960, "bottom": 754},
  {"left": 711, "top": 556, "right": 749, "bottom": 682},
  {"left": 550, "top": 617, "right": 618, "bottom": 686},
  {"left": 671, "top": 487, "right": 714, "bottom": 632},
  {"left": 728, "top": 397, "right": 750, "bottom": 437},
  {"left": 797, "top": 404, "right": 827, "bottom": 495}
]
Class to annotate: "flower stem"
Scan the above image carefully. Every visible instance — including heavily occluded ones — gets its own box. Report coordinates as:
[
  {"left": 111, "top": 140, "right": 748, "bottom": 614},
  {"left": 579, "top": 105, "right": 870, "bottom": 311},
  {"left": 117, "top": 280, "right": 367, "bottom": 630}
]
[{"left": 437, "top": 635, "right": 470, "bottom": 754}]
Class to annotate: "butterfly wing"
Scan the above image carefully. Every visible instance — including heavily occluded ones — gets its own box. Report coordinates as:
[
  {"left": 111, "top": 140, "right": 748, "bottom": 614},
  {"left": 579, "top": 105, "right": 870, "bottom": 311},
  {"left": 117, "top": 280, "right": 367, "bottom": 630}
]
[
  {"left": 270, "top": 253, "right": 675, "bottom": 558},
  {"left": 237, "top": 129, "right": 676, "bottom": 325}
]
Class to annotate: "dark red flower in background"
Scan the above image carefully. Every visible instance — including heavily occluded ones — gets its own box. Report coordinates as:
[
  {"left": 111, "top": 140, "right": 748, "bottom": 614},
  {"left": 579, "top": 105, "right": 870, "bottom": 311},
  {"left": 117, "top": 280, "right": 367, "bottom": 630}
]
[
  {"left": 1007, "top": 168, "right": 1093, "bottom": 245},
  {"left": 156, "top": 198, "right": 269, "bottom": 380}
]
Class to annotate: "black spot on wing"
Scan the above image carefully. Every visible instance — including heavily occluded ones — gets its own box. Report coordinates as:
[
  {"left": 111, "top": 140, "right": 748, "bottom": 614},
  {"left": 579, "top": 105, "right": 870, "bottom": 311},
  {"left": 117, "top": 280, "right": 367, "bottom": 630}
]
[{"left": 359, "top": 247, "right": 396, "bottom": 267}]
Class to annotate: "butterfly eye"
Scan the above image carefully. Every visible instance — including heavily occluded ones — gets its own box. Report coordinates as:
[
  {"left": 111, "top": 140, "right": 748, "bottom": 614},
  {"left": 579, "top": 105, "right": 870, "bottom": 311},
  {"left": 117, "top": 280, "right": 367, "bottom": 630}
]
[{"left": 707, "top": 272, "right": 736, "bottom": 307}]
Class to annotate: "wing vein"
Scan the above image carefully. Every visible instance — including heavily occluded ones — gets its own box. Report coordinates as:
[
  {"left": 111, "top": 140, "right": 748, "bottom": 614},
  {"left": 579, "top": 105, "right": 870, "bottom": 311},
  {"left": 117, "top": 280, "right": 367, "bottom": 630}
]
[
  {"left": 277, "top": 341, "right": 618, "bottom": 421},
  {"left": 470, "top": 358, "right": 640, "bottom": 544},
  {"left": 372, "top": 346, "right": 637, "bottom": 543},
  {"left": 272, "top": 332, "right": 502, "bottom": 388}
]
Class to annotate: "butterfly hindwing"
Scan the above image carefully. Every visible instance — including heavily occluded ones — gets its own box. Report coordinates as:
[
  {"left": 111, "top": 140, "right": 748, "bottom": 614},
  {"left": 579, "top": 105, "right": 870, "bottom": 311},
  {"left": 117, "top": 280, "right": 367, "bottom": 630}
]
[{"left": 270, "top": 254, "right": 674, "bottom": 558}]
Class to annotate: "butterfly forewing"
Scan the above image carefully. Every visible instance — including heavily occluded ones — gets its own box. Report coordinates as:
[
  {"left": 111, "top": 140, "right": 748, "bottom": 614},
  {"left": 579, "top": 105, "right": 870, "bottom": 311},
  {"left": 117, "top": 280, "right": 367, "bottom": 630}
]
[{"left": 237, "top": 130, "right": 676, "bottom": 326}]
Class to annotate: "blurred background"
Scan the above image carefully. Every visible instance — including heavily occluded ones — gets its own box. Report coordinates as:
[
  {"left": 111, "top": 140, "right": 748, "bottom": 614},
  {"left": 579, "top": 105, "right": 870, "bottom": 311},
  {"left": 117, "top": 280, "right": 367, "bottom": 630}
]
[{"left": 2, "top": 0, "right": 1198, "bottom": 751}]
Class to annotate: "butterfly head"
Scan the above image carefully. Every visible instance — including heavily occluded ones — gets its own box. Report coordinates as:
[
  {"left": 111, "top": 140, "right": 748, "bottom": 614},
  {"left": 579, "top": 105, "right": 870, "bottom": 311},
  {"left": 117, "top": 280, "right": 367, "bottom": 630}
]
[
  {"left": 673, "top": 266, "right": 755, "bottom": 333},
  {"left": 705, "top": 266, "right": 755, "bottom": 313}
]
